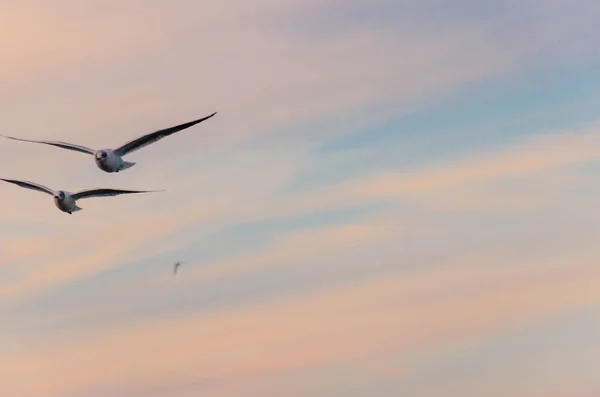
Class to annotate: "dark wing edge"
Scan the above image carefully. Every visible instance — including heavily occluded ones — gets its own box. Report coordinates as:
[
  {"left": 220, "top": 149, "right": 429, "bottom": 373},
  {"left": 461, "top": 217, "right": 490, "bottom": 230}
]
[
  {"left": 0, "top": 134, "right": 95, "bottom": 155},
  {"left": 114, "top": 112, "right": 217, "bottom": 156},
  {"left": 0, "top": 178, "right": 55, "bottom": 195},
  {"left": 71, "top": 188, "right": 164, "bottom": 200}
]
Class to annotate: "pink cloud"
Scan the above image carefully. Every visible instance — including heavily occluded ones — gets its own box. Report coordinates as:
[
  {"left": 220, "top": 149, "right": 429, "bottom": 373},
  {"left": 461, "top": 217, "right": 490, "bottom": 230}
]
[
  {"left": 4, "top": 251, "right": 600, "bottom": 397},
  {"left": 5, "top": 125, "right": 600, "bottom": 298}
]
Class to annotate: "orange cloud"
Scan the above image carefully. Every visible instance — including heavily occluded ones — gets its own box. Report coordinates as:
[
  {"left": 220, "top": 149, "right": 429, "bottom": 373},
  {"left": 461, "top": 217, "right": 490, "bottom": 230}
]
[
  {"left": 3, "top": 249, "right": 600, "bottom": 397},
  {"left": 260, "top": 126, "right": 600, "bottom": 216},
  {"left": 0, "top": 0, "right": 531, "bottom": 163},
  {"left": 0, "top": 2, "right": 178, "bottom": 85},
  {"left": 189, "top": 220, "right": 396, "bottom": 281},
  {"left": 0, "top": 200, "right": 228, "bottom": 300},
  {"left": 5, "top": 126, "right": 600, "bottom": 299}
]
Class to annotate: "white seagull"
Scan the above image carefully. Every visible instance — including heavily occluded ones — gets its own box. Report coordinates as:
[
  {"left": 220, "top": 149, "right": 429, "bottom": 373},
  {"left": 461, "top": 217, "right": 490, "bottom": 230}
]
[
  {"left": 0, "top": 178, "right": 162, "bottom": 214},
  {"left": 0, "top": 112, "right": 217, "bottom": 173}
]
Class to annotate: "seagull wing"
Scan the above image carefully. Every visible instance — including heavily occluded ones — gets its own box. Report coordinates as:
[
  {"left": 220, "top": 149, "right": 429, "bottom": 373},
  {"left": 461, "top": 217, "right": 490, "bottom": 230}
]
[
  {"left": 0, "top": 178, "right": 55, "bottom": 195},
  {"left": 113, "top": 112, "right": 217, "bottom": 156},
  {"left": 0, "top": 134, "right": 95, "bottom": 155},
  {"left": 71, "top": 188, "right": 163, "bottom": 200}
]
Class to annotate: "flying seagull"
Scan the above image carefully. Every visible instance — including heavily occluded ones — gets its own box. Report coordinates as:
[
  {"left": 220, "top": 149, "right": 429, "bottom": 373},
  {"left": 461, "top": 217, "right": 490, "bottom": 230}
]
[
  {"left": 0, "top": 112, "right": 217, "bottom": 173},
  {"left": 0, "top": 178, "right": 162, "bottom": 214},
  {"left": 173, "top": 261, "right": 185, "bottom": 274}
]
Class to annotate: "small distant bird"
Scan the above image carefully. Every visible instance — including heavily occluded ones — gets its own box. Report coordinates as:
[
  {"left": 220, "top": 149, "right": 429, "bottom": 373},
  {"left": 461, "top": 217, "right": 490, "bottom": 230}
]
[
  {"left": 0, "top": 178, "right": 162, "bottom": 214},
  {"left": 0, "top": 112, "right": 217, "bottom": 173},
  {"left": 173, "top": 261, "right": 185, "bottom": 274}
]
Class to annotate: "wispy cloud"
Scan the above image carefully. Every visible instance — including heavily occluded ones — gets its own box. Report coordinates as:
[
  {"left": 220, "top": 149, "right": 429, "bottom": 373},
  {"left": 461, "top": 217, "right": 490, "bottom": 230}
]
[
  {"left": 3, "top": 0, "right": 600, "bottom": 396},
  {"left": 7, "top": 124, "right": 598, "bottom": 299},
  {"left": 4, "top": 250, "right": 600, "bottom": 397}
]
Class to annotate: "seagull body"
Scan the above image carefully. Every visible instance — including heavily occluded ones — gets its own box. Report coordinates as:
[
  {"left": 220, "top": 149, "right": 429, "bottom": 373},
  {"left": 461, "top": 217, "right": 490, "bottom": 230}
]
[
  {"left": 0, "top": 178, "right": 161, "bottom": 214},
  {"left": 1, "top": 112, "right": 217, "bottom": 173}
]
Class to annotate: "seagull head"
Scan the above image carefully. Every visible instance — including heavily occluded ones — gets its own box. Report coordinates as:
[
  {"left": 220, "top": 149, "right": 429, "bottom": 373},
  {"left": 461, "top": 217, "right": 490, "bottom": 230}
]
[
  {"left": 54, "top": 191, "right": 65, "bottom": 201},
  {"left": 95, "top": 150, "right": 108, "bottom": 161}
]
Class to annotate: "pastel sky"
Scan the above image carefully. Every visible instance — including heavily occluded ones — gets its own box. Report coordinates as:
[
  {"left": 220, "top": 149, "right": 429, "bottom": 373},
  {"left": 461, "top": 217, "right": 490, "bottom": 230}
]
[{"left": 2, "top": 0, "right": 600, "bottom": 396}]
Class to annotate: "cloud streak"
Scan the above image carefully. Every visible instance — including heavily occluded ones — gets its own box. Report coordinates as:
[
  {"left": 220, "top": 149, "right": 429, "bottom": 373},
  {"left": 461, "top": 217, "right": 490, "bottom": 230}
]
[
  {"left": 3, "top": 0, "right": 600, "bottom": 396},
  {"left": 4, "top": 250, "right": 600, "bottom": 397}
]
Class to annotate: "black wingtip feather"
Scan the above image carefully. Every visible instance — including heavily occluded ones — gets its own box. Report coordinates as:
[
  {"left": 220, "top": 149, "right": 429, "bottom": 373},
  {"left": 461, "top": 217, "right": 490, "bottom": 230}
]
[
  {"left": 114, "top": 111, "right": 218, "bottom": 156},
  {"left": 190, "top": 112, "right": 217, "bottom": 125}
]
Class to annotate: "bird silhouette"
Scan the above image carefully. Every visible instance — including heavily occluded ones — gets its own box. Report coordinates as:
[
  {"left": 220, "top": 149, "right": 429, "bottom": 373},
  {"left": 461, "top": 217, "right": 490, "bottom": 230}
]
[{"left": 173, "top": 261, "right": 185, "bottom": 274}]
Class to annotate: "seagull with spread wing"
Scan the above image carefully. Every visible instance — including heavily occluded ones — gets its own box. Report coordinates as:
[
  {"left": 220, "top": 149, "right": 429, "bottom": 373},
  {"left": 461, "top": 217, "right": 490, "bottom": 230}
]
[
  {"left": 0, "top": 112, "right": 217, "bottom": 173},
  {"left": 0, "top": 178, "right": 162, "bottom": 214}
]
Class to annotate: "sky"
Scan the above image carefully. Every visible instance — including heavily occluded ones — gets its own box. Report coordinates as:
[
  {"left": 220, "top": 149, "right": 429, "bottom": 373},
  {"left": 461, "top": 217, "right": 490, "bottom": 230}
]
[{"left": 1, "top": 0, "right": 600, "bottom": 396}]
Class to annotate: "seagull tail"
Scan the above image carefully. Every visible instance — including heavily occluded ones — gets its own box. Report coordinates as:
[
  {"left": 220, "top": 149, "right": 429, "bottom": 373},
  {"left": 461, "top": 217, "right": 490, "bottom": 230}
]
[
  {"left": 119, "top": 161, "right": 136, "bottom": 171},
  {"left": 72, "top": 205, "right": 83, "bottom": 212}
]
